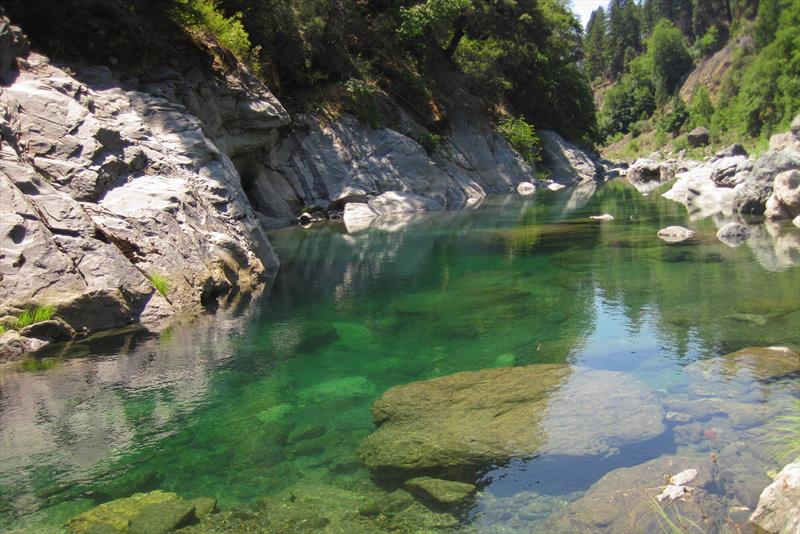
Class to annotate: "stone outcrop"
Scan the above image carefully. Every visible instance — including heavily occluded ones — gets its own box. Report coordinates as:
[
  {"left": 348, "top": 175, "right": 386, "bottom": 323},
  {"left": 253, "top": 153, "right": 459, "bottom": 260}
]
[
  {"left": 716, "top": 221, "right": 752, "bottom": 247},
  {"left": 540, "top": 130, "right": 602, "bottom": 184},
  {"left": 358, "top": 365, "right": 664, "bottom": 480},
  {"left": 658, "top": 119, "right": 800, "bottom": 219},
  {"left": 688, "top": 126, "right": 710, "bottom": 147},
  {"left": 0, "top": 46, "right": 285, "bottom": 343},
  {"left": 626, "top": 158, "right": 678, "bottom": 194}
]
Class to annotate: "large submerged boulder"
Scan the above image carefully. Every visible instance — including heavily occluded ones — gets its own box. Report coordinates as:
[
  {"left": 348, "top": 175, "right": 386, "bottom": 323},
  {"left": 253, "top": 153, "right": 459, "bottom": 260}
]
[{"left": 358, "top": 365, "right": 664, "bottom": 480}]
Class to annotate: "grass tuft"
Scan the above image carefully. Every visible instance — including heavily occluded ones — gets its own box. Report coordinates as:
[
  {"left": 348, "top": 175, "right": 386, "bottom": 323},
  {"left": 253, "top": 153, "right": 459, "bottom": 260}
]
[
  {"left": 648, "top": 496, "right": 706, "bottom": 534},
  {"left": 14, "top": 306, "right": 56, "bottom": 329},
  {"left": 148, "top": 273, "right": 170, "bottom": 298},
  {"left": 761, "top": 401, "right": 800, "bottom": 466}
]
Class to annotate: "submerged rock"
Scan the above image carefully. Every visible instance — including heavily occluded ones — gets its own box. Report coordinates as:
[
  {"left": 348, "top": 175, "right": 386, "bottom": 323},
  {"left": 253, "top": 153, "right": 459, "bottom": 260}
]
[
  {"left": 358, "top": 366, "right": 664, "bottom": 480},
  {"left": 539, "top": 455, "right": 727, "bottom": 533},
  {"left": 750, "top": 460, "right": 800, "bottom": 534},
  {"left": 403, "top": 476, "right": 476, "bottom": 506},
  {"left": 657, "top": 226, "right": 696, "bottom": 243},
  {"left": 590, "top": 214, "right": 614, "bottom": 221},
  {"left": 66, "top": 490, "right": 203, "bottom": 533},
  {"left": 716, "top": 221, "right": 752, "bottom": 247}
]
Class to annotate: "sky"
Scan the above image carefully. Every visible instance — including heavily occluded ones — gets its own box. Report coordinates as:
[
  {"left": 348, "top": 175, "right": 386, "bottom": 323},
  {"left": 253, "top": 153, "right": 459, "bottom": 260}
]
[{"left": 570, "top": 0, "right": 609, "bottom": 29}]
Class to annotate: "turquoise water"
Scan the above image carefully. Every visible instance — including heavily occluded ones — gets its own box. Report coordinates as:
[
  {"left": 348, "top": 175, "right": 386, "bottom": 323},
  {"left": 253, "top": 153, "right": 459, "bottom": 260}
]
[{"left": 1, "top": 181, "right": 799, "bottom": 532}]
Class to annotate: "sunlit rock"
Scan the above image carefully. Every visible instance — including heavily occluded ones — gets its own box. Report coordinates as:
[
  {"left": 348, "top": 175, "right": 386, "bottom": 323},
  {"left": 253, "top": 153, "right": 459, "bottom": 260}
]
[
  {"left": 657, "top": 226, "right": 696, "bottom": 243},
  {"left": 750, "top": 460, "right": 800, "bottom": 534}
]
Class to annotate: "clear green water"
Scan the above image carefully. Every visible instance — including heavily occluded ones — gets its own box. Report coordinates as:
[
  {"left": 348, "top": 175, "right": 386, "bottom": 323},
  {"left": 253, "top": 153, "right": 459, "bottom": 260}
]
[{"left": 1, "top": 181, "right": 799, "bottom": 532}]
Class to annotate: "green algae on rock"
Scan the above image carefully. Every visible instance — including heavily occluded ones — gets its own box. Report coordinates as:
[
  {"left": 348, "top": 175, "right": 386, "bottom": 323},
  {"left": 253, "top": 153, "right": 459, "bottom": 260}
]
[
  {"left": 358, "top": 365, "right": 665, "bottom": 480},
  {"left": 404, "top": 477, "right": 477, "bottom": 506},
  {"left": 66, "top": 491, "right": 196, "bottom": 533}
]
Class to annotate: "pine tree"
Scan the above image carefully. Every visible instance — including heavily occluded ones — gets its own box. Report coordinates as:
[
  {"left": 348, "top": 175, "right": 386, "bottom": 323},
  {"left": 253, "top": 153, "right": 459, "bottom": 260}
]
[{"left": 585, "top": 7, "right": 607, "bottom": 81}]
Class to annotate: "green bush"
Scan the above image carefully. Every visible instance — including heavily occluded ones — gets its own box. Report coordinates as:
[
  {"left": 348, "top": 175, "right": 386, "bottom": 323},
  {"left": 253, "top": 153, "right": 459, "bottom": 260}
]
[
  {"left": 148, "top": 273, "right": 170, "bottom": 298},
  {"left": 174, "top": 0, "right": 252, "bottom": 61},
  {"left": 648, "top": 20, "right": 693, "bottom": 104},
  {"left": 688, "top": 87, "right": 715, "bottom": 129},
  {"left": 497, "top": 116, "right": 541, "bottom": 163},
  {"left": 418, "top": 132, "right": 446, "bottom": 155},
  {"left": 344, "top": 78, "right": 382, "bottom": 127}
]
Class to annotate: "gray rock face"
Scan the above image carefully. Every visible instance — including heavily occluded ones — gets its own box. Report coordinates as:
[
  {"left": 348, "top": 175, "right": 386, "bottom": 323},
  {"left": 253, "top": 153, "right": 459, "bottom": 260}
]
[
  {"left": 540, "top": 130, "right": 601, "bottom": 184},
  {"left": 688, "top": 126, "right": 710, "bottom": 147},
  {"left": 657, "top": 226, "right": 696, "bottom": 243},
  {"left": 0, "top": 35, "right": 286, "bottom": 343},
  {"left": 716, "top": 221, "right": 752, "bottom": 247},
  {"left": 342, "top": 191, "right": 442, "bottom": 233},
  {"left": 750, "top": 460, "right": 800, "bottom": 534},
  {"left": 663, "top": 166, "right": 736, "bottom": 218},
  {"left": 253, "top": 112, "right": 534, "bottom": 226},
  {"left": 358, "top": 365, "right": 664, "bottom": 480},
  {"left": 714, "top": 143, "right": 748, "bottom": 160},
  {"left": 765, "top": 170, "right": 800, "bottom": 220}
]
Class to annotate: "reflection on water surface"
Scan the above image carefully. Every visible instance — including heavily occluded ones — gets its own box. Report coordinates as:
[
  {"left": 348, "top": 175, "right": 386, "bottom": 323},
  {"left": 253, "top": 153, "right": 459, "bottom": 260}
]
[{"left": 1, "top": 182, "right": 798, "bottom": 532}]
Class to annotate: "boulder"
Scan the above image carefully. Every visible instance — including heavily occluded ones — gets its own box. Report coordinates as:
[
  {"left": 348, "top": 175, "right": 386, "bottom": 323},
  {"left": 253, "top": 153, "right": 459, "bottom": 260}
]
[
  {"left": 0, "top": 330, "right": 48, "bottom": 361},
  {"left": 547, "top": 182, "right": 566, "bottom": 191},
  {"left": 590, "top": 214, "right": 614, "bottom": 221},
  {"left": 663, "top": 166, "right": 736, "bottom": 218},
  {"left": 792, "top": 115, "right": 800, "bottom": 138},
  {"left": 368, "top": 191, "right": 442, "bottom": 214},
  {"left": 627, "top": 158, "right": 674, "bottom": 194},
  {"left": 710, "top": 155, "right": 752, "bottom": 188},
  {"left": 714, "top": 144, "right": 748, "bottom": 160},
  {"left": 716, "top": 221, "right": 752, "bottom": 247},
  {"left": 540, "top": 130, "right": 600, "bottom": 184},
  {"left": 765, "top": 170, "right": 800, "bottom": 220},
  {"left": 358, "top": 366, "right": 664, "bottom": 480},
  {"left": 18, "top": 318, "right": 75, "bottom": 342},
  {"left": 750, "top": 460, "right": 800, "bottom": 534},
  {"left": 403, "top": 477, "right": 476, "bottom": 506},
  {"left": 688, "top": 127, "right": 710, "bottom": 147},
  {"left": 516, "top": 182, "right": 536, "bottom": 195},
  {"left": 794, "top": 215, "right": 800, "bottom": 228},
  {"left": 734, "top": 131, "right": 800, "bottom": 216},
  {"left": 127, "top": 499, "right": 197, "bottom": 534},
  {"left": 657, "top": 226, "right": 695, "bottom": 243}
]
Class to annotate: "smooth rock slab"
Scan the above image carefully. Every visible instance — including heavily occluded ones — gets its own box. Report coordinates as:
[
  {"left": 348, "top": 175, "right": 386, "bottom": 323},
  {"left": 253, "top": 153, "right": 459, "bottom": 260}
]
[
  {"left": 516, "top": 182, "right": 536, "bottom": 195},
  {"left": 358, "top": 366, "right": 664, "bottom": 480}
]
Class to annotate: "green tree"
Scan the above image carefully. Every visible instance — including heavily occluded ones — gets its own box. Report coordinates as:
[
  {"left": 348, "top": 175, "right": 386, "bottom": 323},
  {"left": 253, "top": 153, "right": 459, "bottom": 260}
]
[{"left": 647, "top": 19, "right": 693, "bottom": 103}]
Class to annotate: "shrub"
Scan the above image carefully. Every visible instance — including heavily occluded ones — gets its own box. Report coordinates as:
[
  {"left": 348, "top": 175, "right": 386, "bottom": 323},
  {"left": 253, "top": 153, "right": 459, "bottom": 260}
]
[
  {"left": 688, "top": 87, "right": 715, "bottom": 128},
  {"left": 149, "top": 273, "right": 170, "bottom": 298},
  {"left": 658, "top": 97, "right": 689, "bottom": 135},
  {"left": 344, "top": 78, "right": 382, "bottom": 127},
  {"left": 497, "top": 116, "right": 541, "bottom": 163},
  {"left": 418, "top": 132, "right": 446, "bottom": 155},
  {"left": 174, "top": 0, "right": 252, "bottom": 61},
  {"left": 647, "top": 20, "right": 693, "bottom": 104},
  {"left": 14, "top": 306, "right": 56, "bottom": 329},
  {"left": 694, "top": 26, "right": 722, "bottom": 57}
]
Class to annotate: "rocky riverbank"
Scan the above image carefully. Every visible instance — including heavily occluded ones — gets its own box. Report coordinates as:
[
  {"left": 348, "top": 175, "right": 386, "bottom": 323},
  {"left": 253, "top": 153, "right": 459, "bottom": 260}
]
[{"left": 0, "top": 5, "right": 602, "bottom": 360}]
